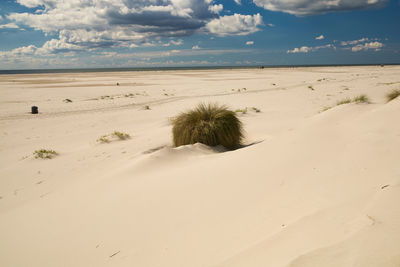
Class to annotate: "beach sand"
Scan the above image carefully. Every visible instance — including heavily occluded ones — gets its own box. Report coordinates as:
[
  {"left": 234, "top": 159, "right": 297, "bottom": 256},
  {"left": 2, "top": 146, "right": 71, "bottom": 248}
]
[{"left": 0, "top": 66, "right": 399, "bottom": 266}]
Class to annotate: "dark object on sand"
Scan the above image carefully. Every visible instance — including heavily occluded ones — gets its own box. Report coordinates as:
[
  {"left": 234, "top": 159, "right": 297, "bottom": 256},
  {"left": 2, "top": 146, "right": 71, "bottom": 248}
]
[{"left": 31, "top": 106, "right": 38, "bottom": 114}]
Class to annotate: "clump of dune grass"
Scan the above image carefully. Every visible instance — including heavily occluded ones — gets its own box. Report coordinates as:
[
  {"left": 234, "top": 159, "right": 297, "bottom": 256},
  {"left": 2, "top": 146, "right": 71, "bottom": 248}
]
[
  {"left": 112, "top": 131, "right": 130, "bottom": 140},
  {"left": 97, "top": 135, "right": 110, "bottom": 143},
  {"left": 252, "top": 107, "right": 261, "bottom": 113},
  {"left": 353, "top": 94, "right": 370, "bottom": 103},
  {"left": 63, "top": 98, "right": 72, "bottom": 103},
  {"left": 34, "top": 149, "right": 58, "bottom": 159},
  {"left": 144, "top": 105, "right": 150, "bottom": 110},
  {"left": 386, "top": 89, "right": 400, "bottom": 102},
  {"left": 172, "top": 103, "right": 244, "bottom": 150},
  {"left": 321, "top": 94, "right": 371, "bottom": 113},
  {"left": 97, "top": 131, "right": 130, "bottom": 143},
  {"left": 336, "top": 98, "right": 351, "bottom": 106}
]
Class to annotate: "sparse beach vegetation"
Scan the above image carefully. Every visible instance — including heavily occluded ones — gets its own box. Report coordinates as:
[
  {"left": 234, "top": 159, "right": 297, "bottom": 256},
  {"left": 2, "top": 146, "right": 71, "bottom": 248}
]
[
  {"left": 97, "top": 135, "right": 110, "bottom": 143},
  {"left": 386, "top": 89, "right": 400, "bottom": 102},
  {"left": 321, "top": 94, "right": 371, "bottom": 112},
  {"left": 112, "top": 131, "right": 130, "bottom": 140},
  {"left": 172, "top": 103, "right": 244, "bottom": 150},
  {"left": 235, "top": 108, "right": 247, "bottom": 114},
  {"left": 34, "top": 149, "right": 58, "bottom": 159},
  {"left": 97, "top": 131, "right": 131, "bottom": 143},
  {"left": 353, "top": 94, "right": 370, "bottom": 103},
  {"left": 336, "top": 98, "right": 351, "bottom": 106}
]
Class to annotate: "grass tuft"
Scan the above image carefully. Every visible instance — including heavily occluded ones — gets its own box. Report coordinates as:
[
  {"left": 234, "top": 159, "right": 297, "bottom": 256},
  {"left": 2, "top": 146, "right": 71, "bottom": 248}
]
[
  {"left": 386, "top": 89, "right": 400, "bottom": 102},
  {"left": 112, "top": 131, "right": 130, "bottom": 140},
  {"left": 252, "top": 107, "right": 261, "bottom": 113},
  {"left": 172, "top": 103, "right": 244, "bottom": 150},
  {"left": 353, "top": 94, "right": 370, "bottom": 103},
  {"left": 336, "top": 98, "right": 351, "bottom": 106},
  {"left": 97, "top": 135, "right": 110, "bottom": 143},
  {"left": 97, "top": 131, "right": 130, "bottom": 143},
  {"left": 34, "top": 149, "right": 58, "bottom": 159}
]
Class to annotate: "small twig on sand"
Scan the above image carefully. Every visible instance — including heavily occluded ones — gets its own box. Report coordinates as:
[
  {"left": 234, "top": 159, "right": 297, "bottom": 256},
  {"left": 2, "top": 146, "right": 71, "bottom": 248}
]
[{"left": 109, "top": 251, "right": 120, "bottom": 258}]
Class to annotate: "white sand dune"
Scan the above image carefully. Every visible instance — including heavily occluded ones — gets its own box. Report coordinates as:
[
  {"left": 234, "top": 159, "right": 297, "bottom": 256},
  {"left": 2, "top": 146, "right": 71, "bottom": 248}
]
[{"left": 0, "top": 66, "right": 399, "bottom": 266}]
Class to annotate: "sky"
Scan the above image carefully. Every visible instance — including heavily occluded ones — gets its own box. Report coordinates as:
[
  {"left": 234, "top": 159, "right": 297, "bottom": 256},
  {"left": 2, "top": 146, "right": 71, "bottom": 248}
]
[{"left": 0, "top": 0, "right": 399, "bottom": 69}]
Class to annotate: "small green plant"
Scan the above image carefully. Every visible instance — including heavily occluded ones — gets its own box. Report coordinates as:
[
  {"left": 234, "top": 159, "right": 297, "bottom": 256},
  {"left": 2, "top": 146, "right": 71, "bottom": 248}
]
[
  {"left": 97, "top": 131, "right": 130, "bottom": 143},
  {"left": 308, "top": 85, "right": 314, "bottom": 90},
  {"left": 353, "top": 94, "right": 370, "bottom": 103},
  {"left": 172, "top": 103, "right": 244, "bottom": 150},
  {"left": 97, "top": 135, "right": 110, "bottom": 143},
  {"left": 336, "top": 98, "right": 351, "bottom": 106},
  {"left": 144, "top": 105, "right": 150, "bottom": 110},
  {"left": 63, "top": 98, "right": 72, "bottom": 103},
  {"left": 235, "top": 108, "right": 247, "bottom": 114},
  {"left": 112, "top": 131, "right": 130, "bottom": 140},
  {"left": 252, "top": 107, "right": 261, "bottom": 113},
  {"left": 386, "top": 89, "right": 400, "bottom": 102},
  {"left": 34, "top": 149, "right": 58, "bottom": 159}
]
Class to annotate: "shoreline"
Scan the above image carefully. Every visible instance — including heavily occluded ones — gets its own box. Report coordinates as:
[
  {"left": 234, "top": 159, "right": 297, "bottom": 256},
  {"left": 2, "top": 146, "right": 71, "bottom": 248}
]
[{"left": 1, "top": 63, "right": 399, "bottom": 75}]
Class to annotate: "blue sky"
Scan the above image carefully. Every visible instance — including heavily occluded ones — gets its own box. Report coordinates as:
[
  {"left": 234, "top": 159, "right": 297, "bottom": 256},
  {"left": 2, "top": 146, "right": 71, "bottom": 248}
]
[{"left": 0, "top": 0, "right": 399, "bottom": 69}]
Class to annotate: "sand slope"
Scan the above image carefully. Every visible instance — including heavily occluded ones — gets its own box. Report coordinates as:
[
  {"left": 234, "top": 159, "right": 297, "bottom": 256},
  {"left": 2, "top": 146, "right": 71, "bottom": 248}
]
[{"left": 0, "top": 66, "right": 399, "bottom": 266}]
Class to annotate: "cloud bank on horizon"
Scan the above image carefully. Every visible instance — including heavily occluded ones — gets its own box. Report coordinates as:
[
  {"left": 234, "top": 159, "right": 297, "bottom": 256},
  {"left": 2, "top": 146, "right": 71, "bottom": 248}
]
[
  {"left": 253, "top": 0, "right": 389, "bottom": 16},
  {"left": 0, "top": 0, "right": 398, "bottom": 68}
]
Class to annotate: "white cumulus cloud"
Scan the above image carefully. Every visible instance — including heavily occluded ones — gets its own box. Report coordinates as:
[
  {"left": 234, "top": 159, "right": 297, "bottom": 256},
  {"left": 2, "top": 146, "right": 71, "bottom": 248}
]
[
  {"left": 209, "top": 4, "right": 223, "bottom": 14},
  {"left": 287, "top": 44, "right": 333, "bottom": 53},
  {"left": 315, "top": 35, "right": 324, "bottom": 40},
  {"left": 351, "top": 41, "right": 384, "bottom": 52},
  {"left": 5, "top": 0, "right": 262, "bottom": 55},
  {"left": 340, "top": 38, "right": 370, "bottom": 46},
  {"left": 339, "top": 38, "right": 383, "bottom": 52},
  {"left": 0, "top": 23, "right": 20, "bottom": 29},
  {"left": 253, "top": 0, "right": 389, "bottom": 16},
  {"left": 246, "top": 41, "right": 254, "bottom": 45},
  {"left": 205, "top": 13, "right": 263, "bottom": 36}
]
